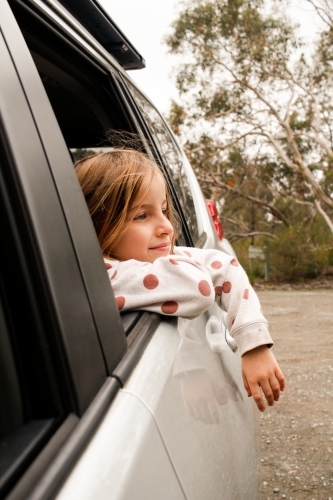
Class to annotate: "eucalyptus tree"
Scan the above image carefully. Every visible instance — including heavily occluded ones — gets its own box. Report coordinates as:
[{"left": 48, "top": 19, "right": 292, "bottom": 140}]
[{"left": 166, "top": 0, "right": 333, "bottom": 239}]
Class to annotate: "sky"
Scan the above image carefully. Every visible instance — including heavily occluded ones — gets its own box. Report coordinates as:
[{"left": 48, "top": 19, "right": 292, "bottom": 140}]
[
  {"left": 99, "top": 0, "right": 180, "bottom": 114},
  {"left": 99, "top": 0, "right": 324, "bottom": 116}
]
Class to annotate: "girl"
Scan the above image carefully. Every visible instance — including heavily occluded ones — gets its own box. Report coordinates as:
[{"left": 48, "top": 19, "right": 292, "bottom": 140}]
[{"left": 75, "top": 148, "right": 285, "bottom": 412}]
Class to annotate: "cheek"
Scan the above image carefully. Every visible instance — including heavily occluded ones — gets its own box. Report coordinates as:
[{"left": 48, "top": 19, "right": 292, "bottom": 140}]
[{"left": 123, "top": 226, "right": 148, "bottom": 250}]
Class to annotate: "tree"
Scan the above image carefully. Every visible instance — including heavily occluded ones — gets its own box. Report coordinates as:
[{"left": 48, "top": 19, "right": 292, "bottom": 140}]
[
  {"left": 305, "top": 0, "right": 333, "bottom": 29},
  {"left": 165, "top": 0, "right": 333, "bottom": 239}
]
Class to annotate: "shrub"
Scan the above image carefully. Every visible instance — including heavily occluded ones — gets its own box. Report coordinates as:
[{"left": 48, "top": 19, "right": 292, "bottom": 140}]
[{"left": 232, "top": 221, "right": 332, "bottom": 283}]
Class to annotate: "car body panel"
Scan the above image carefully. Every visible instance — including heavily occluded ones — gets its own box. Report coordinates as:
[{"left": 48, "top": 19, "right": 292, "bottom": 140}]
[{"left": 56, "top": 318, "right": 260, "bottom": 499}]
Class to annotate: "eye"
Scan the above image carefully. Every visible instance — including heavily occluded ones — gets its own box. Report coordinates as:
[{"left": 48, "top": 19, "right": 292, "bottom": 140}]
[{"left": 134, "top": 212, "right": 147, "bottom": 221}]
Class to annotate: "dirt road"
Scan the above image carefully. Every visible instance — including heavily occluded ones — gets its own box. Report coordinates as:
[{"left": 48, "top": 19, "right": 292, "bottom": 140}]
[{"left": 256, "top": 289, "right": 333, "bottom": 500}]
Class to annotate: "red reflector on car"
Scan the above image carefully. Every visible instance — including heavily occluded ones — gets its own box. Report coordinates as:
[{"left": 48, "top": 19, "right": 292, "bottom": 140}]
[{"left": 206, "top": 199, "right": 224, "bottom": 240}]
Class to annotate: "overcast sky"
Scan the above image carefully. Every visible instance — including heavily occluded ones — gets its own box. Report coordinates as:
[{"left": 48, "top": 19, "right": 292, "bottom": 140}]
[
  {"left": 98, "top": 0, "right": 179, "bottom": 114},
  {"left": 99, "top": 0, "right": 323, "bottom": 116}
]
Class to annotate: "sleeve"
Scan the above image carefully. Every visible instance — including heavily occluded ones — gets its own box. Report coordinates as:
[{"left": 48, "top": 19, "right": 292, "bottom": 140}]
[
  {"left": 176, "top": 247, "right": 273, "bottom": 356},
  {"left": 104, "top": 246, "right": 273, "bottom": 356},
  {"left": 104, "top": 254, "right": 216, "bottom": 319}
]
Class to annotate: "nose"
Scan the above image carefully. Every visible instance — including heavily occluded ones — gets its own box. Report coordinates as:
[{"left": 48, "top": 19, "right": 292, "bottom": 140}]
[{"left": 157, "top": 213, "right": 174, "bottom": 236}]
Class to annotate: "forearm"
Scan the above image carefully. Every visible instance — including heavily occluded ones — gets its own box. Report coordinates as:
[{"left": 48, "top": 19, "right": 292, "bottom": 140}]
[
  {"left": 106, "top": 255, "right": 215, "bottom": 317},
  {"left": 182, "top": 247, "right": 272, "bottom": 354}
]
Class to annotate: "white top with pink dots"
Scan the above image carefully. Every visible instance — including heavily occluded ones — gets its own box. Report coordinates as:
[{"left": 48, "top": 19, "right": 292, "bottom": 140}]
[{"left": 104, "top": 247, "right": 273, "bottom": 357}]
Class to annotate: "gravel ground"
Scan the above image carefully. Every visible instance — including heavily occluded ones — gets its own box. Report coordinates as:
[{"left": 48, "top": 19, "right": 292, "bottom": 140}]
[{"left": 255, "top": 287, "right": 333, "bottom": 500}]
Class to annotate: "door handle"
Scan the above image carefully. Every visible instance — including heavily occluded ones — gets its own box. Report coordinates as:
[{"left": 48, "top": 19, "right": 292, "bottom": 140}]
[{"left": 205, "top": 316, "right": 238, "bottom": 353}]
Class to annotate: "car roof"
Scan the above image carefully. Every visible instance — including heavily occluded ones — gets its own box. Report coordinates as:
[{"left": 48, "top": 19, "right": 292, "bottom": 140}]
[{"left": 57, "top": 0, "right": 146, "bottom": 70}]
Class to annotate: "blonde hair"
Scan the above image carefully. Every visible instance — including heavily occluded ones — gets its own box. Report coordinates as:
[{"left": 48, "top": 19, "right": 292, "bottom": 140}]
[{"left": 75, "top": 149, "right": 177, "bottom": 259}]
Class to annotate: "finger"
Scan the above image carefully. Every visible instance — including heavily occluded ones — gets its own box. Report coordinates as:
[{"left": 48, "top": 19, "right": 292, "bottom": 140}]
[
  {"left": 276, "top": 368, "right": 286, "bottom": 392},
  {"left": 267, "top": 369, "right": 285, "bottom": 403},
  {"left": 270, "top": 376, "right": 282, "bottom": 402},
  {"left": 260, "top": 379, "right": 275, "bottom": 407},
  {"left": 242, "top": 372, "right": 252, "bottom": 398},
  {"left": 250, "top": 384, "right": 266, "bottom": 412}
]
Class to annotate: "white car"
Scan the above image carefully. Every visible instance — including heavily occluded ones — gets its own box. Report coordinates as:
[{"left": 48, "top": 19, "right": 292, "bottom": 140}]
[{"left": 0, "top": 0, "right": 260, "bottom": 498}]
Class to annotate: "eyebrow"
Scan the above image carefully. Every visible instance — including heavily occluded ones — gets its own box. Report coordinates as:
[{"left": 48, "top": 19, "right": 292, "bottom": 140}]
[{"left": 129, "top": 200, "right": 167, "bottom": 212}]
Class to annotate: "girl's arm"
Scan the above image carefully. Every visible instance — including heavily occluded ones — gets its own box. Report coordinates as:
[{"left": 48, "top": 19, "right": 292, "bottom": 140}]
[
  {"left": 106, "top": 247, "right": 273, "bottom": 356},
  {"left": 177, "top": 248, "right": 285, "bottom": 411},
  {"left": 175, "top": 247, "right": 273, "bottom": 356},
  {"left": 106, "top": 248, "right": 285, "bottom": 411}
]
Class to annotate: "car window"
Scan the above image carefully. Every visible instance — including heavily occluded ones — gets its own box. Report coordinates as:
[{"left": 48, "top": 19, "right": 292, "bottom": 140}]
[
  {"left": 7, "top": 0, "right": 181, "bottom": 356},
  {"left": 124, "top": 80, "right": 200, "bottom": 245},
  {"left": 14, "top": 1, "right": 197, "bottom": 250},
  {"left": 26, "top": 51, "right": 135, "bottom": 154},
  {"left": 8, "top": 0, "right": 147, "bottom": 153}
]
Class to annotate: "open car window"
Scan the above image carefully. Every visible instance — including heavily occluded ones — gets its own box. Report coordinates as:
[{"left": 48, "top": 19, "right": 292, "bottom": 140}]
[
  {"left": 124, "top": 79, "right": 200, "bottom": 245},
  {"left": 11, "top": 0, "right": 194, "bottom": 248}
]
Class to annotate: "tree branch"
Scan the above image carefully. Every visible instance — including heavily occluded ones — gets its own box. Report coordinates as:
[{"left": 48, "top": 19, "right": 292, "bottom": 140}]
[
  {"left": 306, "top": 0, "right": 333, "bottom": 28},
  {"left": 294, "top": 130, "right": 333, "bottom": 158},
  {"left": 255, "top": 130, "right": 333, "bottom": 209},
  {"left": 227, "top": 231, "right": 279, "bottom": 242},
  {"left": 314, "top": 200, "right": 333, "bottom": 233},
  {"left": 198, "top": 171, "right": 290, "bottom": 226}
]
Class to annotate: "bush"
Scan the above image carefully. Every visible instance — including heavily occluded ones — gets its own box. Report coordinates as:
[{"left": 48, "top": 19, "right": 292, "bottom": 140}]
[
  {"left": 265, "top": 217, "right": 333, "bottom": 281},
  {"left": 232, "top": 224, "right": 332, "bottom": 283},
  {"left": 266, "top": 234, "right": 325, "bottom": 282}
]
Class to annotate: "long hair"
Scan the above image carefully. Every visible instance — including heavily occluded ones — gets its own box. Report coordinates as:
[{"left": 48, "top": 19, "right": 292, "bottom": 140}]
[{"left": 75, "top": 149, "right": 177, "bottom": 259}]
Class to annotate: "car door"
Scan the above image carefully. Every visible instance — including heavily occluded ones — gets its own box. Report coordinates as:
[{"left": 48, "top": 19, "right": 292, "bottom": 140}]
[{"left": 0, "top": 1, "right": 186, "bottom": 499}]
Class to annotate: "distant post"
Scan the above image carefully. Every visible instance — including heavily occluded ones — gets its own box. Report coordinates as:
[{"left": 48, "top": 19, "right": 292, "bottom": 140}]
[
  {"left": 248, "top": 245, "right": 268, "bottom": 279},
  {"left": 264, "top": 246, "right": 270, "bottom": 280}
]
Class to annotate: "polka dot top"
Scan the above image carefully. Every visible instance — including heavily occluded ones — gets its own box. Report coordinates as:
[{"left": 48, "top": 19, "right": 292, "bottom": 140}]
[{"left": 104, "top": 247, "right": 273, "bottom": 356}]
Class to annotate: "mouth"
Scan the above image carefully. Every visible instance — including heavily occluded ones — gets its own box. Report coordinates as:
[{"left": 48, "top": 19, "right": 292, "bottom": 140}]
[{"left": 149, "top": 243, "right": 170, "bottom": 251}]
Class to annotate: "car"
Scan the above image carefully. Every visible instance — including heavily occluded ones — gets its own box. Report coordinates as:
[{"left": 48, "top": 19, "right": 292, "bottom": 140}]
[{"left": 0, "top": 0, "right": 260, "bottom": 498}]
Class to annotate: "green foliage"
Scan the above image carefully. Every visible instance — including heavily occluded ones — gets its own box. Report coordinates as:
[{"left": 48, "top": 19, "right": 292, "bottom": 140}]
[
  {"left": 168, "top": 101, "right": 187, "bottom": 135},
  {"left": 265, "top": 227, "right": 332, "bottom": 282},
  {"left": 233, "top": 205, "right": 333, "bottom": 282},
  {"left": 170, "top": 0, "right": 297, "bottom": 104}
]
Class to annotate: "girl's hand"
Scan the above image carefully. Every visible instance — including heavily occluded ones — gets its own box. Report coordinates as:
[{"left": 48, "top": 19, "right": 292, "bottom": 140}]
[{"left": 242, "top": 345, "right": 285, "bottom": 412}]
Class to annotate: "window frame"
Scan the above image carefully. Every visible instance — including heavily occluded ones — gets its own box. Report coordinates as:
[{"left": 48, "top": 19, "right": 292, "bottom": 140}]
[
  {"left": 5, "top": 0, "right": 129, "bottom": 374},
  {"left": 0, "top": 0, "right": 129, "bottom": 494}
]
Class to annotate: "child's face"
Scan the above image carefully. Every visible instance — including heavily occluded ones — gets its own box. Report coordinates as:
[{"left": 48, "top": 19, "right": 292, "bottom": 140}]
[{"left": 112, "top": 172, "right": 174, "bottom": 263}]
